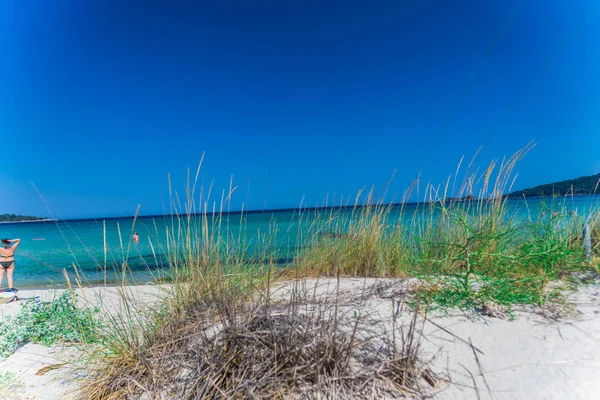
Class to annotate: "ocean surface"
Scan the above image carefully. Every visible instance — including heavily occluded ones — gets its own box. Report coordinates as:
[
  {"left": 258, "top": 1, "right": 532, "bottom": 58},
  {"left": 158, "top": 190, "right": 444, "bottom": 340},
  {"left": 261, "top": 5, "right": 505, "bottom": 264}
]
[{"left": 1, "top": 196, "right": 598, "bottom": 288}]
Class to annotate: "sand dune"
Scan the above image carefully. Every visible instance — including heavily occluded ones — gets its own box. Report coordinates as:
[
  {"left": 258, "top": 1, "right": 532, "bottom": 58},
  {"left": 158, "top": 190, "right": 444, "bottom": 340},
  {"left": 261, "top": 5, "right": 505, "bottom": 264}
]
[{"left": 0, "top": 280, "right": 598, "bottom": 399}]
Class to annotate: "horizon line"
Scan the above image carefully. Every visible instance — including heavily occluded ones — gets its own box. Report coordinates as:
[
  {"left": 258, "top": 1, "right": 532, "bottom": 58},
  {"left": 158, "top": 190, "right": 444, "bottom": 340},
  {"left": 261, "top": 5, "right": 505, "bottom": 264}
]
[{"left": 4, "top": 193, "right": 595, "bottom": 224}]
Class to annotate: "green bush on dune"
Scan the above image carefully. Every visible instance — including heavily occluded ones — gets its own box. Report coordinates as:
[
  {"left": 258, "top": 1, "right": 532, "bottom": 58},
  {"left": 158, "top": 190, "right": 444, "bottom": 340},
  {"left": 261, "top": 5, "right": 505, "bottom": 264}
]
[{"left": 0, "top": 292, "right": 101, "bottom": 358}]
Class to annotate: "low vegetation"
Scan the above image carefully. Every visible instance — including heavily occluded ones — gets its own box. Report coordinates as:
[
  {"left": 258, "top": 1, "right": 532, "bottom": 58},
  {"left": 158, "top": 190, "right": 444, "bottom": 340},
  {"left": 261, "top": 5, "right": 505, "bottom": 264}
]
[{"left": 0, "top": 292, "right": 101, "bottom": 358}]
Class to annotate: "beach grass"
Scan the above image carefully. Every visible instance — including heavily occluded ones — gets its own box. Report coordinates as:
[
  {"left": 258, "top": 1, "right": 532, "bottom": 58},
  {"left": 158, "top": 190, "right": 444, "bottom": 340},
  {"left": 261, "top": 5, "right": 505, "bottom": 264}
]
[
  {"left": 291, "top": 144, "right": 595, "bottom": 309},
  {"left": 76, "top": 146, "right": 599, "bottom": 398}
]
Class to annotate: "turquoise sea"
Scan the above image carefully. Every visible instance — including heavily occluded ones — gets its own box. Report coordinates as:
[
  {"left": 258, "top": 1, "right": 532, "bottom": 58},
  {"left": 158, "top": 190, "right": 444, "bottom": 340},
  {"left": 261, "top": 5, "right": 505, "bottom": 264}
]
[{"left": 1, "top": 196, "right": 599, "bottom": 288}]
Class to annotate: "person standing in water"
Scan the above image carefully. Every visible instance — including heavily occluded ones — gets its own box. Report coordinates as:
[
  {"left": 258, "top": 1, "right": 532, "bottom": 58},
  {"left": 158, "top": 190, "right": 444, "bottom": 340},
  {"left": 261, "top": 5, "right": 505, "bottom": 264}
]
[
  {"left": 0, "top": 238, "right": 20, "bottom": 288},
  {"left": 133, "top": 232, "right": 140, "bottom": 243}
]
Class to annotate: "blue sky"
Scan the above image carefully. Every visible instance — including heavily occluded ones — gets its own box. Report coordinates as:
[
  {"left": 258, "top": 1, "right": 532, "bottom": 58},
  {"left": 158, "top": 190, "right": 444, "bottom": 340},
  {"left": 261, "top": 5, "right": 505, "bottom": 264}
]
[{"left": 2, "top": 0, "right": 599, "bottom": 219}]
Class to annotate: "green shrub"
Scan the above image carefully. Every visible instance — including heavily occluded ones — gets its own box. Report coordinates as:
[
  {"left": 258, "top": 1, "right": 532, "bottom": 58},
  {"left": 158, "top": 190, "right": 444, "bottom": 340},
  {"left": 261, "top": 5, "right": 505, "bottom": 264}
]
[{"left": 0, "top": 291, "right": 101, "bottom": 358}]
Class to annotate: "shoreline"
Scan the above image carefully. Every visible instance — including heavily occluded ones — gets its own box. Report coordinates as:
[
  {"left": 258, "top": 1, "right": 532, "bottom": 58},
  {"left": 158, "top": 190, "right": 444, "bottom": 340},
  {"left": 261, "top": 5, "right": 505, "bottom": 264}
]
[
  {"left": 0, "top": 283, "right": 166, "bottom": 318},
  {"left": 10, "top": 276, "right": 167, "bottom": 291}
]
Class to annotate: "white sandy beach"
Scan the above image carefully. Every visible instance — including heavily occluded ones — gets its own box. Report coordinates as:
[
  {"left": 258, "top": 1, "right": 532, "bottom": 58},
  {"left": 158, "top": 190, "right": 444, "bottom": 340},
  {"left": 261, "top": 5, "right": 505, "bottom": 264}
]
[
  {"left": 0, "top": 279, "right": 598, "bottom": 399},
  {"left": 271, "top": 278, "right": 600, "bottom": 400}
]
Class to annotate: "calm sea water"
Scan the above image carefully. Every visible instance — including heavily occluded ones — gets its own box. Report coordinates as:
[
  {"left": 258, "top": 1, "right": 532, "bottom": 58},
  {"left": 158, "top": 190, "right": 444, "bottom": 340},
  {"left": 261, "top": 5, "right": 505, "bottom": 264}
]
[{"left": 1, "top": 196, "right": 598, "bottom": 288}]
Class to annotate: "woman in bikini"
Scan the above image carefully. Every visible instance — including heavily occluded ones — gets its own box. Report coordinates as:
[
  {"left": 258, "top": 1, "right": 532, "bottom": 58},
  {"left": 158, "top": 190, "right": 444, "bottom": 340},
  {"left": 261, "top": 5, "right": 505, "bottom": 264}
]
[{"left": 0, "top": 238, "right": 20, "bottom": 288}]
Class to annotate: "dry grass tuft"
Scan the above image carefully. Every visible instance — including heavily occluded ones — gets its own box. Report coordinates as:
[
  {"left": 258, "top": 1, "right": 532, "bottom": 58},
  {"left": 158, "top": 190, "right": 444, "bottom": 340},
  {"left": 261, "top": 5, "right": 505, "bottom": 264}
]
[{"left": 82, "top": 281, "right": 435, "bottom": 399}]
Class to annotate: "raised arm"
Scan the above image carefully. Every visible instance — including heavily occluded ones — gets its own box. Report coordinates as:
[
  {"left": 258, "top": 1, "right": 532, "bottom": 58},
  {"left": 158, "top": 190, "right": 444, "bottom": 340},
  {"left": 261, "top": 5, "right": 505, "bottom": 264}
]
[{"left": 10, "top": 239, "right": 20, "bottom": 249}]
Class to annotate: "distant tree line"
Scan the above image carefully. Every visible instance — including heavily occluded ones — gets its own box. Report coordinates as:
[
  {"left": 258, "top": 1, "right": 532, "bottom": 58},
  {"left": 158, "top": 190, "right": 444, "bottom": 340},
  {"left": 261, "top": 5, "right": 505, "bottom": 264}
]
[
  {"left": 508, "top": 173, "right": 600, "bottom": 198},
  {"left": 0, "top": 214, "right": 44, "bottom": 222}
]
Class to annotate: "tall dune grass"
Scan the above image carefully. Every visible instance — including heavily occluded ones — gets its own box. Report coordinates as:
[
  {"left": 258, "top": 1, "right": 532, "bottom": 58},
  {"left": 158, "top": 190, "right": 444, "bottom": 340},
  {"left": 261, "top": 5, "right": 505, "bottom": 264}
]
[{"left": 293, "top": 144, "right": 595, "bottom": 307}]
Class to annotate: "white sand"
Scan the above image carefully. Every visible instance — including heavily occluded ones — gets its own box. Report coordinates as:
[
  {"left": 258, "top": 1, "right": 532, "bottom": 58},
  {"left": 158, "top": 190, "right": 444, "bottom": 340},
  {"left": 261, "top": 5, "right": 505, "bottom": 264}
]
[
  {"left": 0, "top": 279, "right": 598, "bottom": 399},
  {"left": 271, "top": 278, "right": 600, "bottom": 400}
]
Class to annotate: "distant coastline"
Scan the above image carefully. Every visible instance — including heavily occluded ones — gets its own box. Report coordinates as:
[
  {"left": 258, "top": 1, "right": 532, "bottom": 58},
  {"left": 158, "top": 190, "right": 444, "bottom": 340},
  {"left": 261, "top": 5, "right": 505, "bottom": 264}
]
[
  {"left": 508, "top": 172, "right": 600, "bottom": 198},
  {"left": 0, "top": 218, "right": 58, "bottom": 225},
  {"left": 2, "top": 180, "right": 599, "bottom": 225},
  {"left": 18, "top": 193, "right": 600, "bottom": 224}
]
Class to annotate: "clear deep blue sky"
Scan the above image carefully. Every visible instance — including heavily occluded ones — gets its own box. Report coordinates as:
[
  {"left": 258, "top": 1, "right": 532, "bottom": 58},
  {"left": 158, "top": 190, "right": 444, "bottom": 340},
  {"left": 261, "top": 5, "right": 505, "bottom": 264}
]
[{"left": 2, "top": 0, "right": 599, "bottom": 219}]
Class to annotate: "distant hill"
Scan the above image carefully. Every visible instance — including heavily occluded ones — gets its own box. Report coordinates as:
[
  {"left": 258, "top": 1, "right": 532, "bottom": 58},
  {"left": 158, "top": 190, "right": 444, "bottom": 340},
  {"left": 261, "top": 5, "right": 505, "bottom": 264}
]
[
  {"left": 0, "top": 214, "right": 47, "bottom": 223},
  {"left": 508, "top": 173, "right": 600, "bottom": 198}
]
